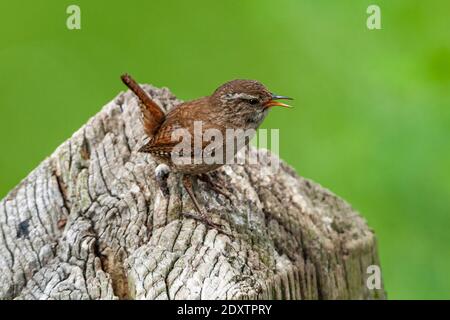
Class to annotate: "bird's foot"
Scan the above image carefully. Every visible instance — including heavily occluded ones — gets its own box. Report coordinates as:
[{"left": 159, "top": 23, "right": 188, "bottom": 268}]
[
  {"left": 198, "top": 173, "right": 233, "bottom": 202},
  {"left": 181, "top": 211, "right": 233, "bottom": 238},
  {"left": 182, "top": 174, "right": 233, "bottom": 238}
]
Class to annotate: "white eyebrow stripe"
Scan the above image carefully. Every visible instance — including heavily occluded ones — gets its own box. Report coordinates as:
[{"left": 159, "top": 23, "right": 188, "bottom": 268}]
[{"left": 223, "top": 93, "right": 257, "bottom": 100}]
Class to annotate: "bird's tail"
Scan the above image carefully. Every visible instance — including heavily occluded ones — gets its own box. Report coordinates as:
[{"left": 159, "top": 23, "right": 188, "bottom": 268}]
[{"left": 121, "top": 73, "right": 166, "bottom": 137}]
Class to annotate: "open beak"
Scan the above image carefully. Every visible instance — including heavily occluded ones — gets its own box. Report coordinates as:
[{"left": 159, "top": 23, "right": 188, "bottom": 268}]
[{"left": 264, "top": 94, "right": 294, "bottom": 108}]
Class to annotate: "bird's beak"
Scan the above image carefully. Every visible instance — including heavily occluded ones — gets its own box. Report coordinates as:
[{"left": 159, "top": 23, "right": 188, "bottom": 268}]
[{"left": 264, "top": 94, "right": 294, "bottom": 108}]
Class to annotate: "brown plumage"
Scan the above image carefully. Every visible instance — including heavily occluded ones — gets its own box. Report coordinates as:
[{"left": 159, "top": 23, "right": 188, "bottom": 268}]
[
  {"left": 121, "top": 74, "right": 165, "bottom": 136},
  {"left": 121, "top": 74, "right": 292, "bottom": 234}
]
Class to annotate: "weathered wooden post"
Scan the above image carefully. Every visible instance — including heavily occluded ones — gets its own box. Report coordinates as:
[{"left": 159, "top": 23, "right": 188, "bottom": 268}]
[{"left": 0, "top": 85, "right": 385, "bottom": 299}]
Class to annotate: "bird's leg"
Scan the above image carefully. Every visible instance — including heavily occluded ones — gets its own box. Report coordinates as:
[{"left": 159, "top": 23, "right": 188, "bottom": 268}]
[
  {"left": 198, "top": 172, "right": 233, "bottom": 202},
  {"left": 155, "top": 163, "right": 170, "bottom": 198},
  {"left": 181, "top": 175, "right": 214, "bottom": 223},
  {"left": 181, "top": 175, "right": 231, "bottom": 235}
]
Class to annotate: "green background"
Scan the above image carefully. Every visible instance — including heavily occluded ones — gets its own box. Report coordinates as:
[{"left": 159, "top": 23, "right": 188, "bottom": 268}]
[{"left": 1, "top": 0, "right": 449, "bottom": 299}]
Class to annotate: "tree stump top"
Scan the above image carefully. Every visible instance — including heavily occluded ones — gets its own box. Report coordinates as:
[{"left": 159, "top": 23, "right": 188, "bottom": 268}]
[{"left": 0, "top": 85, "right": 385, "bottom": 300}]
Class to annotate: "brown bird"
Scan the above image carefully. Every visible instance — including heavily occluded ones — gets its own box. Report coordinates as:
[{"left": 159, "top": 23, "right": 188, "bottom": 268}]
[{"left": 121, "top": 74, "right": 292, "bottom": 233}]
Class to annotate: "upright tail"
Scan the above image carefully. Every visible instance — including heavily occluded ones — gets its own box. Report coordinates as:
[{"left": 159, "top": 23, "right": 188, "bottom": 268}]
[{"left": 121, "top": 73, "right": 166, "bottom": 136}]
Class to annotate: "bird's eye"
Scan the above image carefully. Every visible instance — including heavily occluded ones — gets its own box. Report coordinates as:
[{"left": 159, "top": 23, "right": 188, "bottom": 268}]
[{"left": 249, "top": 98, "right": 259, "bottom": 105}]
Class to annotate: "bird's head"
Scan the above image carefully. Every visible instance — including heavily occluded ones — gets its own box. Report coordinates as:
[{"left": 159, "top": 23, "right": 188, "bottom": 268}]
[
  {"left": 211, "top": 79, "right": 293, "bottom": 115},
  {"left": 210, "top": 79, "right": 292, "bottom": 128}
]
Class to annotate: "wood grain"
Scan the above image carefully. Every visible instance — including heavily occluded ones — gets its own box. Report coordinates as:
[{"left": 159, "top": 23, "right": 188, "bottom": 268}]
[{"left": 0, "top": 84, "right": 385, "bottom": 300}]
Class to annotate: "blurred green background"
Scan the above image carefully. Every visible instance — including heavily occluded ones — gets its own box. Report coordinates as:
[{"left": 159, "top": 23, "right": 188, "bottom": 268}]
[{"left": 1, "top": 0, "right": 449, "bottom": 299}]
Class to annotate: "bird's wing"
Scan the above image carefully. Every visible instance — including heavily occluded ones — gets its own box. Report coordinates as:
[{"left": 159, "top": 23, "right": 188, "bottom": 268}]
[
  {"left": 139, "top": 123, "right": 183, "bottom": 155},
  {"left": 140, "top": 97, "right": 224, "bottom": 156}
]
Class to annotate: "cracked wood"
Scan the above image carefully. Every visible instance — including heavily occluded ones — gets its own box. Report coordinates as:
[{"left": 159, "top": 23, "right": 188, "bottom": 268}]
[{"left": 0, "top": 84, "right": 385, "bottom": 300}]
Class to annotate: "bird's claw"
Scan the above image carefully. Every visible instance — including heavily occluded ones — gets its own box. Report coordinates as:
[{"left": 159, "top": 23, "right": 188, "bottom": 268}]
[
  {"left": 198, "top": 173, "right": 233, "bottom": 202},
  {"left": 181, "top": 212, "right": 233, "bottom": 238}
]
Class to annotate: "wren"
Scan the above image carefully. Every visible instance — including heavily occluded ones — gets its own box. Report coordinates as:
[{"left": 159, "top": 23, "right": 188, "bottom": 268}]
[{"left": 121, "top": 74, "right": 292, "bottom": 234}]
